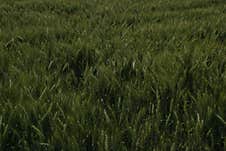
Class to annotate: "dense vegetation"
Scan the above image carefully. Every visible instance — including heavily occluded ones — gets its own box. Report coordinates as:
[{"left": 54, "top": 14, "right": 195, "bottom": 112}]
[{"left": 0, "top": 0, "right": 226, "bottom": 150}]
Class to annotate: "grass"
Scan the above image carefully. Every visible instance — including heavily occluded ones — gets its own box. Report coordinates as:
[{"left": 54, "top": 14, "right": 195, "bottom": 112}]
[{"left": 0, "top": 0, "right": 226, "bottom": 150}]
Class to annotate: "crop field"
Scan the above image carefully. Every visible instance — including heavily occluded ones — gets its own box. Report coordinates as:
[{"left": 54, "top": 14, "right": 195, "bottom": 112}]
[{"left": 0, "top": 0, "right": 226, "bottom": 150}]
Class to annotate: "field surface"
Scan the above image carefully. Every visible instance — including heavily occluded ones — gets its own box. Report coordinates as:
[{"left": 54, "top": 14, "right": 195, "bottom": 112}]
[{"left": 0, "top": 0, "right": 226, "bottom": 150}]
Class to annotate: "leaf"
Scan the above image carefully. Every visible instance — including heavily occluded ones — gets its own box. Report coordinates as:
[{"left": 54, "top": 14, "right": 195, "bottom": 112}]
[
  {"left": 41, "top": 103, "right": 53, "bottom": 121},
  {"left": 32, "top": 125, "right": 44, "bottom": 138}
]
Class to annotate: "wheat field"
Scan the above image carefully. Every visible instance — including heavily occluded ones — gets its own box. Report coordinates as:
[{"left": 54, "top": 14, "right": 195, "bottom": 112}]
[{"left": 0, "top": 0, "right": 226, "bottom": 150}]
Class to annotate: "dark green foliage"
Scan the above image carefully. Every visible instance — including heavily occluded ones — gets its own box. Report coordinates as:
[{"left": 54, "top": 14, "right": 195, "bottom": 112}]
[{"left": 0, "top": 0, "right": 226, "bottom": 150}]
